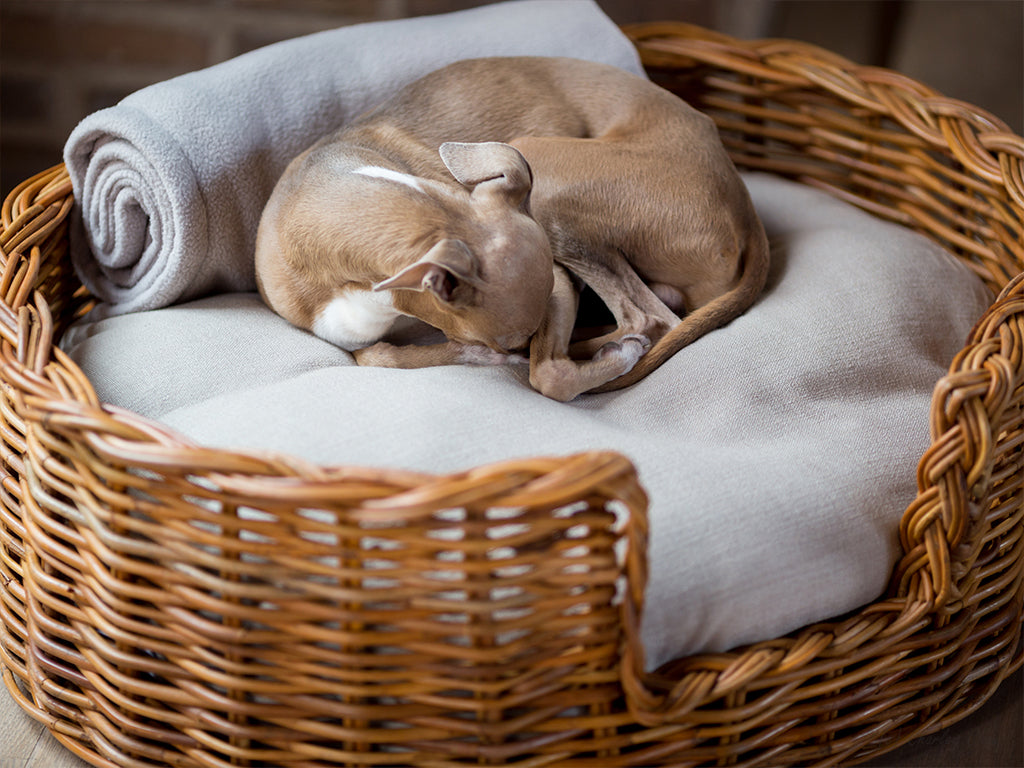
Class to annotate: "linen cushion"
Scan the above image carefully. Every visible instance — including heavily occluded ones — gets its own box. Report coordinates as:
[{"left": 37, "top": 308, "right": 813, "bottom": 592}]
[{"left": 62, "top": 174, "right": 993, "bottom": 670}]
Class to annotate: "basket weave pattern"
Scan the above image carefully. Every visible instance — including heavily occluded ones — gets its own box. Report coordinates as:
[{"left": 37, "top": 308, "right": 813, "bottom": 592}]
[{"left": 1, "top": 22, "right": 1022, "bottom": 768}]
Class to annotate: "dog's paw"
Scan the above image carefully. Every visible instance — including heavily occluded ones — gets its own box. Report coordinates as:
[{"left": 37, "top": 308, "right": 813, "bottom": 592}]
[
  {"left": 458, "top": 345, "right": 528, "bottom": 366},
  {"left": 621, "top": 334, "right": 652, "bottom": 353},
  {"left": 594, "top": 334, "right": 649, "bottom": 368}
]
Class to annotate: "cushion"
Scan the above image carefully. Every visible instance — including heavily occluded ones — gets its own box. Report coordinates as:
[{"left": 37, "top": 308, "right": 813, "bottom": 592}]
[{"left": 61, "top": 174, "right": 993, "bottom": 670}]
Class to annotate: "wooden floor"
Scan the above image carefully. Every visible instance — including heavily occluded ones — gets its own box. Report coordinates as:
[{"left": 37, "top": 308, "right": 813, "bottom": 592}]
[{"left": 2, "top": 666, "right": 1020, "bottom": 767}]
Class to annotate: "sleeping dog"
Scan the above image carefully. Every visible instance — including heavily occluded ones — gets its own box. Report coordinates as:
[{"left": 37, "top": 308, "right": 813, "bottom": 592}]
[{"left": 256, "top": 57, "right": 769, "bottom": 400}]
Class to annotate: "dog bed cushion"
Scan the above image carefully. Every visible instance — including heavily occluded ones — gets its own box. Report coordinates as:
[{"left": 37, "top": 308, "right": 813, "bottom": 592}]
[{"left": 61, "top": 174, "right": 993, "bottom": 670}]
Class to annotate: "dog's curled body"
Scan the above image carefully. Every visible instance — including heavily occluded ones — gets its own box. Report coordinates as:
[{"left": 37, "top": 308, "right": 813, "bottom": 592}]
[{"left": 256, "top": 57, "right": 769, "bottom": 400}]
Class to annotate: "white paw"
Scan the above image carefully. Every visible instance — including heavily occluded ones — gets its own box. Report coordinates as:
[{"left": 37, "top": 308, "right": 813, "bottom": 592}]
[{"left": 594, "top": 334, "right": 649, "bottom": 372}]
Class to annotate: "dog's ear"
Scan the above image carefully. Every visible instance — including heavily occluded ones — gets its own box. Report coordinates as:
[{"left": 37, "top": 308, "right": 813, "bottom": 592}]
[
  {"left": 439, "top": 142, "right": 532, "bottom": 206},
  {"left": 372, "top": 238, "right": 478, "bottom": 303}
]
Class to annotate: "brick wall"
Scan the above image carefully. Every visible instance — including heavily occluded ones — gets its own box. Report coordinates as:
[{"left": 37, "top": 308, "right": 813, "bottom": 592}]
[
  {"left": 0, "top": 0, "right": 408, "bottom": 191},
  {"left": 2, "top": 0, "right": 1021, "bottom": 194}
]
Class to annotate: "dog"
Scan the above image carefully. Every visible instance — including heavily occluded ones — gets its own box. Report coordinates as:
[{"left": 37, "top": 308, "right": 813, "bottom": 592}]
[{"left": 255, "top": 57, "right": 769, "bottom": 401}]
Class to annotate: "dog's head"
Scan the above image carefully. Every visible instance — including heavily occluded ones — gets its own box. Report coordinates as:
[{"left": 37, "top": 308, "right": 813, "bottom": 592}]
[{"left": 372, "top": 142, "right": 553, "bottom": 353}]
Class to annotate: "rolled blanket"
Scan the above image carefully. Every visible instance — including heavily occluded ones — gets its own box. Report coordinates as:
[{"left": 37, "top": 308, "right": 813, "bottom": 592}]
[{"left": 64, "top": 0, "right": 644, "bottom": 317}]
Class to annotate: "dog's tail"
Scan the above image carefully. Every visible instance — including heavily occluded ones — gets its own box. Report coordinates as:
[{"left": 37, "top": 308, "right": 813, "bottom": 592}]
[{"left": 590, "top": 221, "right": 771, "bottom": 393}]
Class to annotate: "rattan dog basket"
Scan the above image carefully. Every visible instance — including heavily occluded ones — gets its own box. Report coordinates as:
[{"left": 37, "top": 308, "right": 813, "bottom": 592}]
[{"left": 1, "top": 22, "right": 1022, "bottom": 768}]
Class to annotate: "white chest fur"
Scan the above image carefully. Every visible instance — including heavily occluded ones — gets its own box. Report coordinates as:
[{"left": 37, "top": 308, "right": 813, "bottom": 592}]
[{"left": 312, "top": 290, "right": 402, "bottom": 350}]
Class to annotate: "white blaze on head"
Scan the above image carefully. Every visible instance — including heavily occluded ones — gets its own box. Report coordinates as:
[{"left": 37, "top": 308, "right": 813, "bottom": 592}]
[{"left": 351, "top": 166, "right": 425, "bottom": 193}]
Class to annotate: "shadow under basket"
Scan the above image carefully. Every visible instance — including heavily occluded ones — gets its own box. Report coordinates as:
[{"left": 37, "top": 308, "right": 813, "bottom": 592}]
[{"left": 1, "top": 22, "right": 1023, "bottom": 768}]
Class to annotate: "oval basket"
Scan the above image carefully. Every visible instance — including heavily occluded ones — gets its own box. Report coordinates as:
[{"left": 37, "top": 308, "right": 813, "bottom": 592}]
[{"left": 1, "top": 22, "right": 1022, "bottom": 768}]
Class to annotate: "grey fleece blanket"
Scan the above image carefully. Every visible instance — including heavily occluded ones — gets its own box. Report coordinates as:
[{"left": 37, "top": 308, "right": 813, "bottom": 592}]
[{"left": 63, "top": 0, "right": 644, "bottom": 317}]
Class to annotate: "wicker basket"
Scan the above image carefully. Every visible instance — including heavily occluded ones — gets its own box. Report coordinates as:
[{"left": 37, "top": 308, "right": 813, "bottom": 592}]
[{"left": 1, "top": 22, "right": 1022, "bottom": 768}]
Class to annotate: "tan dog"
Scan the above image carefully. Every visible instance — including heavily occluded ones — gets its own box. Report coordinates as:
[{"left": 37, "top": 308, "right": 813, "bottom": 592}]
[{"left": 255, "top": 57, "right": 769, "bottom": 401}]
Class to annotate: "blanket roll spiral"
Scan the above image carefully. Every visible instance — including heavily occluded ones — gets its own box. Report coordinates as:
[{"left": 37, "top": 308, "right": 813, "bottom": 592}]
[{"left": 63, "top": 0, "right": 644, "bottom": 317}]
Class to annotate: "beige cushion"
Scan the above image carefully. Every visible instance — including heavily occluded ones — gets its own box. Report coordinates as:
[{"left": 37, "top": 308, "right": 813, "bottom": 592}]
[{"left": 62, "top": 174, "right": 993, "bottom": 669}]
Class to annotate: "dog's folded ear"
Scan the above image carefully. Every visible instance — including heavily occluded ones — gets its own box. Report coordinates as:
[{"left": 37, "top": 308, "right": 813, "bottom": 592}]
[
  {"left": 372, "top": 238, "right": 478, "bottom": 303},
  {"left": 439, "top": 141, "right": 532, "bottom": 206}
]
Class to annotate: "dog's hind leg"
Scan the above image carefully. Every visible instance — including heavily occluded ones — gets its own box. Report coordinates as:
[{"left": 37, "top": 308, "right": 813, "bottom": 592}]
[
  {"left": 559, "top": 245, "right": 680, "bottom": 359},
  {"left": 529, "top": 264, "right": 648, "bottom": 401}
]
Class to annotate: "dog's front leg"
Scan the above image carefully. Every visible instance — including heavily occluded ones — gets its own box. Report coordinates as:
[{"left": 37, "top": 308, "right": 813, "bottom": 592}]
[
  {"left": 354, "top": 340, "right": 524, "bottom": 369},
  {"left": 530, "top": 264, "right": 648, "bottom": 401}
]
